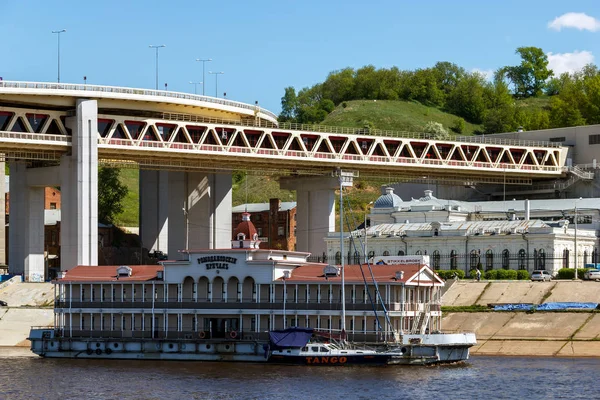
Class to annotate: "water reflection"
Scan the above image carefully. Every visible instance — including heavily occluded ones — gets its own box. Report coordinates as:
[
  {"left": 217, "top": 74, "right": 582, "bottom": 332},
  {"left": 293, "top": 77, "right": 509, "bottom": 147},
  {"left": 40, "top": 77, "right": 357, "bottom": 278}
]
[{"left": 0, "top": 349, "right": 597, "bottom": 400}]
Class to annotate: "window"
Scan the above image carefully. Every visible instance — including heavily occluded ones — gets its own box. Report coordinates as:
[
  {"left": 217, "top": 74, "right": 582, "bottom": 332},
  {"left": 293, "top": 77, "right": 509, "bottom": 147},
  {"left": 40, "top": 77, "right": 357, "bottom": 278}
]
[
  {"left": 335, "top": 252, "right": 341, "bottom": 264},
  {"left": 398, "top": 250, "right": 405, "bottom": 256},
  {"left": 589, "top": 134, "right": 600, "bottom": 145},
  {"left": 549, "top": 137, "right": 566, "bottom": 143},
  {"left": 415, "top": 250, "right": 422, "bottom": 255},
  {"left": 278, "top": 226, "right": 285, "bottom": 237},
  {"left": 502, "top": 250, "right": 510, "bottom": 269},
  {"left": 257, "top": 227, "right": 263, "bottom": 237},
  {"left": 563, "top": 249, "right": 570, "bottom": 268},
  {"left": 50, "top": 202, "right": 57, "bottom": 209},
  {"left": 486, "top": 250, "right": 493, "bottom": 271},
  {"left": 450, "top": 250, "right": 457, "bottom": 270},
  {"left": 518, "top": 249, "right": 526, "bottom": 270},
  {"left": 538, "top": 249, "right": 546, "bottom": 269},
  {"left": 432, "top": 250, "right": 440, "bottom": 270},
  {"left": 470, "top": 250, "right": 480, "bottom": 269},
  {"left": 383, "top": 250, "right": 390, "bottom": 256}
]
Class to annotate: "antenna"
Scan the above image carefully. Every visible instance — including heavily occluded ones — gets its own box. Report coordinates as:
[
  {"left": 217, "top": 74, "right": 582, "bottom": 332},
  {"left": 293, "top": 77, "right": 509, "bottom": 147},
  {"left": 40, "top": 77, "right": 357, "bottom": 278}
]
[{"left": 245, "top": 171, "right": 248, "bottom": 212}]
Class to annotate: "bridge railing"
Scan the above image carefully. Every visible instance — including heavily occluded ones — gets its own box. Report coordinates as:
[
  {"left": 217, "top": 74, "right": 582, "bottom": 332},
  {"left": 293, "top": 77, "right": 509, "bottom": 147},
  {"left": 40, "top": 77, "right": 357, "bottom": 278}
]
[
  {"left": 0, "top": 130, "right": 70, "bottom": 143},
  {"left": 0, "top": 80, "right": 278, "bottom": 121}
]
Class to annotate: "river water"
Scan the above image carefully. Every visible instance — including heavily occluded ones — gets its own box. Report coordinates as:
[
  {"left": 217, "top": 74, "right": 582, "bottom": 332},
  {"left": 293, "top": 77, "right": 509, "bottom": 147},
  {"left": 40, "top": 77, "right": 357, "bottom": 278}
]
[{"left": 0, "top": 349, "right": 597, "bottom": 399}]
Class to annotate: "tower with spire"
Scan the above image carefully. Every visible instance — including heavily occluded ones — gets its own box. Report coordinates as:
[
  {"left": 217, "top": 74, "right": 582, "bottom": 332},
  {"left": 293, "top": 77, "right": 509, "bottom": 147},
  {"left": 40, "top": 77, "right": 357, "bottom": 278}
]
[{"left": 231, "top": 212, "right": 261, "bottom": 249}]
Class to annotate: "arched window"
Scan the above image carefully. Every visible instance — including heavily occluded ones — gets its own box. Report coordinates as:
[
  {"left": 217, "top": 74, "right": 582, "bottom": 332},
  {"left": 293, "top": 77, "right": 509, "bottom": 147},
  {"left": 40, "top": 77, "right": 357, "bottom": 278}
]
[
  {"left": 335, "top": 251, "right": 341, "bottom": 264},
  {"left": 237, "top": 233, "right": 246, "bottom": 240},
  {"left": 470, "top": 250, "right": 480, "bottom": 269},
  {"left": 518, "top": 249, "right": 526, "bottom": 270},
  {"left": 368, "top": 251, "right": 375, "bottom": 259},
  {"left": 383, "top": 250, "right": 390, "bottom": 256},
  {"left": 398, "top": 250, "right": 405, "bottom": 256},
  {"left": 433, "top": 228, "right": 439, "bottom": 236},
  {"left": 415, "top": 250, "right": 422, "bottom": 255},
  {"left": 502, "top": 249, "right": 510, "bottom": 269},
  {"left": 450, "top": 250, "right": 457, "bottom": 270},
  {"left": 563, "top": 249, "right": 570, "bottom": 269},
  {"left": 538, "top": 249, "right": 546, "bottom": 269},
  {"left": 485, "top": 250, "right": 494, "bottom": 271},
  {"left": 353, "top": 251, "right": 360, "bottom": 264},
  {"left": 533, "top": 249, "right": 538, "bottom": 269},
  {"left": 432, "top": 250, "right": 441, "bottom": 270}
]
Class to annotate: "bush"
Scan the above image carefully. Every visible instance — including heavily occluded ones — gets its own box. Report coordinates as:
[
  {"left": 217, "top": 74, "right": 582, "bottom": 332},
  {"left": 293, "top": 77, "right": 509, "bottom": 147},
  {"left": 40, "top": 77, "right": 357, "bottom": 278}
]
[
  {"left": 423, "top": 121, "right": 450, "bottom": 139},
  {"left": 495, "top": 269, "right": 518, "bottom": 280},
  {"left": 556, "top": 268, "right": 587, "bottom": 279},
  {"left": 485, "top": 270, "right": 498, "bottom": 280},
  {"left": 451, "top": 118, "right": 466, "bottom": 134},
  {"left": 517, "top": 270, "right": 530, "bottom": 280},
  {"left": 436, "top": 270, "right": 465, "bottom": 280}
]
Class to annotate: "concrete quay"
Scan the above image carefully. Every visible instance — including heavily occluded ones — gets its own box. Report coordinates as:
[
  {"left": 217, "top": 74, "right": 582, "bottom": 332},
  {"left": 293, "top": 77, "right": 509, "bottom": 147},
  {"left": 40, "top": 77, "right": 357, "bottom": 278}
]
[{"left": 442, "top": 280, "right": 600, "bottom": 357}]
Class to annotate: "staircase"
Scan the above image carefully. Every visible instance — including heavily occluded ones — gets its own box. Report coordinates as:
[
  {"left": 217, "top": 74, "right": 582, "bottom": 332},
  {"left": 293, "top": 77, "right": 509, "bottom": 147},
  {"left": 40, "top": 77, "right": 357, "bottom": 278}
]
[{"left": 410, "top": 303, "right": 431, "bottom": 335}]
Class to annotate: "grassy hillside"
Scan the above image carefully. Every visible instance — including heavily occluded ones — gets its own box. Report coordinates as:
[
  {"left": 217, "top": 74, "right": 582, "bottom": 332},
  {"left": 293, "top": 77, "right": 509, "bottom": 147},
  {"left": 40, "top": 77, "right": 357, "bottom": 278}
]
[
  {"left": 322, "top": 100, "right": 482, "bottom": 134},
  {"left": 113, "top": 168, "right": 139, "bottom": 227}
]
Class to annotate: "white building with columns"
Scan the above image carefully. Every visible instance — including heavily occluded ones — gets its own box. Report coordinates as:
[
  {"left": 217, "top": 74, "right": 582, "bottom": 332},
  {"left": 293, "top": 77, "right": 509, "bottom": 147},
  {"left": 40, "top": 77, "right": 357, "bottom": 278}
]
[{"left": 326, "top": 188, "right": 600, "bottom": 274}]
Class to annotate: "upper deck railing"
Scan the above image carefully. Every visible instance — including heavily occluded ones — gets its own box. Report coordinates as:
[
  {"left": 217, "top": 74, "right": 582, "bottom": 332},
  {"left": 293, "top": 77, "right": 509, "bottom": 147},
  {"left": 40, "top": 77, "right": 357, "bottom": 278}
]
[{"left": 0, "top": 80, "right": 279, "bottom": 121}]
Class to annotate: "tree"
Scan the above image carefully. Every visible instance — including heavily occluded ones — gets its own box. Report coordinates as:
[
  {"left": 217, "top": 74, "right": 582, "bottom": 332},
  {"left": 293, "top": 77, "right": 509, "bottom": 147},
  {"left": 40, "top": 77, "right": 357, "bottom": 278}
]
[
  {"left": 98, "top": 167, "right": 128, "bottom": 224},
  {"left": 482, "top": 78, "right": 516, "bottom": 133},
  {"left": 446, "top": 72, "right": 487, "bottom": 123},
  {"left": 498, "top": 47, "right": 553, "bottom": 98},
  {"left": 279, "top": 87, "right": 298, "bottom": 122},
  {"left": 322, "top": 68, "right": 355, "bottom": 105}
]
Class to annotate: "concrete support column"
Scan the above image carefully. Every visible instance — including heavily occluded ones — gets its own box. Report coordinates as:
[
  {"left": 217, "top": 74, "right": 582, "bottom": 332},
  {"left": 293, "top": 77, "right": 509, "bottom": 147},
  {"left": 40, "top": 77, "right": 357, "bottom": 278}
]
[
  {"left": 8, "top": 163, "right": 45, "bottom": 281},
  {"left": 140, "top": 171, "right": 232, "bottom": 259},
  {"left": 280, "top": 176, "right": 339, "bottom": 257},
  {"left": 0, "top": 160, "right": 5, "bottom": 266},
  {"left": 61, "top": 99, "right": 98, "bottom": 269}
]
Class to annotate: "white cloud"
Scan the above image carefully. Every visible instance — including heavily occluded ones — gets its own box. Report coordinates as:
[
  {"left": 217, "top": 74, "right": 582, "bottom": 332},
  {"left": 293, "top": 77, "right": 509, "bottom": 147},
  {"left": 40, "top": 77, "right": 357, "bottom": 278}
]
[
  {"left": 471, "top": 68, "right": 494, "bottom": 81},
  {"left": 548, "top": 12, "right": 600, "bottom": 32},
  {"left": 547, "top": 51, "right": 595, "bottom": 75}
]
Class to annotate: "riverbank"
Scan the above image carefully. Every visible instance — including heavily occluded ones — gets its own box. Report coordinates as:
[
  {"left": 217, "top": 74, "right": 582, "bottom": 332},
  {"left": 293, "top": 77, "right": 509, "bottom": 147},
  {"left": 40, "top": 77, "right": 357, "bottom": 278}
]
[{"left": 442, "top": 279, "right": 600, "bottom": 357}]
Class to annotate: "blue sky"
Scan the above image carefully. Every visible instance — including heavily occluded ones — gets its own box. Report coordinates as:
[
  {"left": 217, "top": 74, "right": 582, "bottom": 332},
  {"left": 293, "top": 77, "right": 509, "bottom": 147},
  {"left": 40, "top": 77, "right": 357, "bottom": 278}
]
[{"left": 2, "top": 1, "right": 599, "bottom": 113}]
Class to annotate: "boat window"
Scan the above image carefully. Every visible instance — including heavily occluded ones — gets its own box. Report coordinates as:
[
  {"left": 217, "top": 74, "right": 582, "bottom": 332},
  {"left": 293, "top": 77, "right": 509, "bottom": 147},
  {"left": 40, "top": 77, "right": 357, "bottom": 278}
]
[
  {"left": 311, "top": 346, "right": 319, "bottom": 352},
  {"left": 341, "top": 351, "right": 348, "bottom": 354},
  {"left": 286, "top": 350, "right": 291, "bottom": 353},
  {"left": 302, "top": 347, "right": 308, "bottom": 352},
  {"left": 320, "top": 347, "right": 329, "bottom": 353}
]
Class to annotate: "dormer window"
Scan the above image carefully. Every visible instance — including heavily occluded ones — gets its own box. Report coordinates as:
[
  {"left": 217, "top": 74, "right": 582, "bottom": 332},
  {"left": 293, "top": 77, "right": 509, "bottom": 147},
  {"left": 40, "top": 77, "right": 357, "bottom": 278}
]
[
  {"left": 116, "top": 265, "right": 132, "bottom": 277},
  {"left": 237, "top": 233, "right": 246, "bottom": 241}
]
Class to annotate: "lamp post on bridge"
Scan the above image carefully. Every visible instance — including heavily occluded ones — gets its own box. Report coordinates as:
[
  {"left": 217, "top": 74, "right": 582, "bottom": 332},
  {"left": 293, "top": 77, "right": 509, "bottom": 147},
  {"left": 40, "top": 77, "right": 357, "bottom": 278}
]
[
  {"left": 189, "top": 81, "right": 203, "bottom": 95},
  {"left": 51, "top": 29, "right": 66, "bottom": 83},
  {"left": 208, "top": 71, "right": 224, "bottom": 98},
  {"left": 195, "top": 58, "right": 212, "bottom": 96},
  {"left": 149, "top": 45, "right": 166, "bottom": 90}
]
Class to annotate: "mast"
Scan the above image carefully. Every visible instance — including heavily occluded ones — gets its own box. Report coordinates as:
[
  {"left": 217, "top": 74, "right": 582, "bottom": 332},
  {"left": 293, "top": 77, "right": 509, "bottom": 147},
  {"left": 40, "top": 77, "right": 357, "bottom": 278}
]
[{"left": 339, "top": 169, "right": 346, "bottom": 339}]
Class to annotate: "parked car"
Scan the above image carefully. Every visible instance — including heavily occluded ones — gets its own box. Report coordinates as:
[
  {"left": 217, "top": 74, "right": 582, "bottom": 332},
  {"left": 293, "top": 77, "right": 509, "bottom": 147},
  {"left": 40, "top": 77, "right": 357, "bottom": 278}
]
[
  {"left": 0, "top": 300, "right": 7, "bottom": 306},
  {"left": 583, "top": 269, "right": 600, "bottom": 281},
  {"left": 531, "top": 270, "right": 552, "bottom": 282}
]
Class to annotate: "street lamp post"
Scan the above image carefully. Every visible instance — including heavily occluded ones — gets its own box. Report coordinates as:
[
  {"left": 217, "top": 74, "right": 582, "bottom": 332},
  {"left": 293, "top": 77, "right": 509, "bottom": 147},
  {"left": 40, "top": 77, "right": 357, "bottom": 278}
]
[
  {"left": 51, "top": 29, "right": 66, "bottom": 83},
  {"left": 189, "top": 81, "right": 203, "bottom": 94},
  {"left": 149, "top": 45, "right": 166, "bottom": 90},
  {"left": 195, "top": 58, "right": 212, "bottom": 96},
  {"left": 282, "top": 270, "right": 290, "bottom": 329},
  {"left": 364, "top": 201, "right": 374, "bottom": 264},
  {"left": 574, "top": 198, "right": 582, "bottom": 279},
  {"left": 208, "top": 71, "right": 224, "bottom": 97}
]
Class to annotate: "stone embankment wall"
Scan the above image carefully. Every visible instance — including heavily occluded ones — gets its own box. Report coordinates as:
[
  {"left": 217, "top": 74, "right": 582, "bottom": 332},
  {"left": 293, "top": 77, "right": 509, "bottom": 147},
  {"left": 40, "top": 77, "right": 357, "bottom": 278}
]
[
  {"left": 0, "top": 281, "right": 54, "bottom": 346},
  {"left": 442, "top": 280, "right": 600, "bottom": 357}
]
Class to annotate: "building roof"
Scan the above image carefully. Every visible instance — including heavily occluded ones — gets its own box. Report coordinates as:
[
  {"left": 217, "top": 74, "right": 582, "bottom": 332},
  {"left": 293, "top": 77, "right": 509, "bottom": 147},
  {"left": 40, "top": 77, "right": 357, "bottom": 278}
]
[
  {"left": 374, "top": 187, "right": 403, "bottom": 209},
  {"left": 232, "top": 212, "right": 258, "bottom": 242},
  {"left": 281, "top": 263, "right": 441, "bottom": 286},
  {"left": 57, "top": 265, "right": 163, "bottom": 282},
  {"left": 232, "top": 201, "right": 296, "bottom": 213}
]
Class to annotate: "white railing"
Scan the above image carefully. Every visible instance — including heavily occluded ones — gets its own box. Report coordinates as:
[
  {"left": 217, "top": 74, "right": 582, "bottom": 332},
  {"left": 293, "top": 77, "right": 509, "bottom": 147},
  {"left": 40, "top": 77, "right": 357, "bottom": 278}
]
[
  {"left": 0, "top": 131, "right": 70, "bottom": 143},
  {"left": 0, "top": 80, "right": 278, "bottom": 121}
]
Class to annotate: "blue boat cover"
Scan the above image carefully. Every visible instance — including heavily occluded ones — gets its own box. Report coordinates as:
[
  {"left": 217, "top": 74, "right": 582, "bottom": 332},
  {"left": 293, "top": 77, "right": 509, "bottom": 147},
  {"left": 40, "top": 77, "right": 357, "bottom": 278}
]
[
  {"left": 269, "top": 327, "right": 313, "bottom": 349},
  {"left": 536, "top": 302, "right": 599, "bottom": 310},
  {"left": 494, "top": 302, "right": 599, "bottom": 311}
]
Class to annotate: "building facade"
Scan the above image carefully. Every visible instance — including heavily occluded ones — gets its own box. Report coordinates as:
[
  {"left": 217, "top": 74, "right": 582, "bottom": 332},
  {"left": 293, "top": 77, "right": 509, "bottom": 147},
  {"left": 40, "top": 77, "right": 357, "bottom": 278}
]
[
  {"left": 232, "top": 199, "right": 296, "bottom": 251},
  {"left": 325, "top": 188, "right": 600, "bottom": 275}
]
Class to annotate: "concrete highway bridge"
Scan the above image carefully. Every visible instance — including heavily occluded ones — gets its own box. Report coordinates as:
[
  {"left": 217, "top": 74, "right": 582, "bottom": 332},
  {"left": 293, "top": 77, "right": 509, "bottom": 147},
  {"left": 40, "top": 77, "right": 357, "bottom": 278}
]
[{"left": 0, "top": 81, "right": 569, "bottom": 281}]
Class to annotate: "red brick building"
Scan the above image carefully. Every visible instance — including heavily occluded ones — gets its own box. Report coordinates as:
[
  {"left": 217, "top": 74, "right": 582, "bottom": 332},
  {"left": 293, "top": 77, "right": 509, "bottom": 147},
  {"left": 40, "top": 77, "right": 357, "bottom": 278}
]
[{"left": 232, "top": 199, "right": 296, "bottom": 251}]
